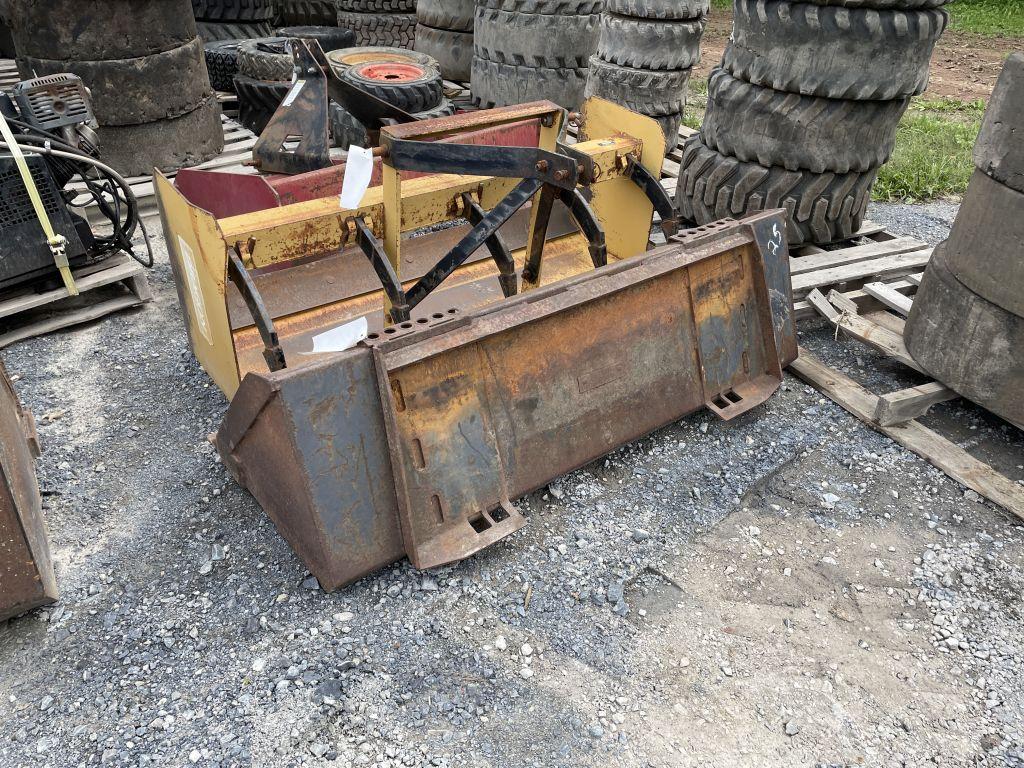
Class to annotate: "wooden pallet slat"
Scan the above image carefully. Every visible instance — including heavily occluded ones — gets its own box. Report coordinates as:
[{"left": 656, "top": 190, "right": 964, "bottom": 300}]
[
  {"left": 863, "top": 281, "right": 915, "bottom": 316},
  {"left": 791, "top": 248, "right": 934, "bottom": 297},
  {"left": 874, "top": 381, "right": 958, "bottom": 426},
  {"left": 805, "top": 288, "right": 924, "bottom": 372},
  {"left": 0, "top": 253, "right": 152, "bottom": 348}
]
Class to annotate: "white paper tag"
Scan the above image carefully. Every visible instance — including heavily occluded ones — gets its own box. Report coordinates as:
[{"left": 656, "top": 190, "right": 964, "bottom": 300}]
[
  {"left": 303, "top": 316, "right": 368, "bottom": 355},
  {"left": 282, "top": 79, "right": 305, "bottom": 107},
  {"left": 339, "top": 145, "right": 373, "bottom": 209}
]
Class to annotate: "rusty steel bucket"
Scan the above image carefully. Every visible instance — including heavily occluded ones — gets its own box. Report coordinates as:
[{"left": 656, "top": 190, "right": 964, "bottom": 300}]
[
  {"left": 215, "top": 212, "right": 797, "bottom": 589},
  {"left": 0, "top": 359, "right": 57, "bottom": 620}
]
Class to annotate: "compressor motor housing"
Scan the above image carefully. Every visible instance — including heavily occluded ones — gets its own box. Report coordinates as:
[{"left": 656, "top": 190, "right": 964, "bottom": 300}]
[{"left": 0, "top": 74, "right": 100, "bottom": 291}]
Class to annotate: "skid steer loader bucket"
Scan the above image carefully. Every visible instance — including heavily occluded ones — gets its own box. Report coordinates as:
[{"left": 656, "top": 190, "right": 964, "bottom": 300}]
[
  {"left": 155, "top": 98, "right": 797, "bottom": 589},
  {"left": 0, "top": 360, "right": 57, "bottom": 620}
]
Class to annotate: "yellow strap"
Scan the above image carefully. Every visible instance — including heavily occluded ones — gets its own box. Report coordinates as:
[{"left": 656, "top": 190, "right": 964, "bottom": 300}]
[{"left": 0, "top": 112, "right": 78, "bottom": 295}]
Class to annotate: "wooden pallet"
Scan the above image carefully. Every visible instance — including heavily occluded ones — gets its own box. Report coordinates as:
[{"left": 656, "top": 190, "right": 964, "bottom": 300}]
[
  {"left": 0, "top": 252, "right": 153, "bottom": 349},
  {"left": 0, "top": 58, "right": 18, "bottom": 90},
  {"left": 792, "top": 286, "right": 1024, "bottom": 521}
]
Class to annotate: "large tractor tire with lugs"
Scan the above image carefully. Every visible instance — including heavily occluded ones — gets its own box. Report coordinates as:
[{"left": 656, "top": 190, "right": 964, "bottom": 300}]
[
  {"left": 675, "top": 137, "right": 876, "bottom": 246},
  {"left": 473, "top": 3, "right": 600, "bottom": 69},
  {"left": 338, "top": 59, "right": 443, "bottom": 112},
  {"left": 797, "top": 0, "right": 952, "bottom": 7},
  {"left": 237, "top": 37, "right": 295, "bottom": 80},
  {"left": 281, "top": 0, "right": 338, "bottom": 24},
  {"left": 701, "top": 68, "right": 909, "bottom": 174},
  {"left": 596, "top": 14, "right": 704, "bottom": 71},
  {"left": 414, "top": 25, "right": 471, "bottom": 81},
  {"left": 416, "top": 0, "right": 473, "bottom": 31},
  {"left": 583, "top": 57, "right": 689, "bottom": 117},
  {"left": 603, "top": 0, "right": 707, "bottom": 18},
  {"left": 336, "top": 10, "right": 417, "bottom": 47},
  {"left": 329, "top": 97, "right": 454, "bottom": 147},
  {"left": 724, "top": 0, "right": 948, "bottom": 100},
  {"left": 191, "top": 0, "right": 276, "bottom": 20},
  {"left": 471, "top": 57, "right": 588, "bottom": 109},
  {"left": 336, "top": 0, "right": 417, "bottom": 10},
  {"left": 8, "top": 0, "right": 197, "bottom": 59}
]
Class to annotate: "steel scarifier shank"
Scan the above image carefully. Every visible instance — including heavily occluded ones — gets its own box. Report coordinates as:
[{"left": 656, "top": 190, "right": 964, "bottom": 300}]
[{"left": 155, "top": 96, "right": 798, "bottom": 589}]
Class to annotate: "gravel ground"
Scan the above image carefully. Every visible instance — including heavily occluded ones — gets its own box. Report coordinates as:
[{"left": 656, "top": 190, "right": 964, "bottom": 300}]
[{"left": 1, "top": 201, "right": 1023, "bottom": 768}]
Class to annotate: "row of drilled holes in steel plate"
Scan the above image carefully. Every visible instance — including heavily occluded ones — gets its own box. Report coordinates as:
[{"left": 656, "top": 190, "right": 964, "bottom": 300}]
[{"left": 363, "top": 307, "right": 461, "bottom": 344}]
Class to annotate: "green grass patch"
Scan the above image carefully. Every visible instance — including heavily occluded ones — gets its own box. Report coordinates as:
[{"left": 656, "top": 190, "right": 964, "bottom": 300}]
[
  {"left": 948, "top": 0, "right": 1024, "bottom": 37},
  {"left": 683, "top": 76, "right": 708, "bottom": 131},
  {"left": 710, "top": 0, "right": 731, "bottom": 9},
  {"left": 872, "top": 99, "right": 983, "bottom": 202}
]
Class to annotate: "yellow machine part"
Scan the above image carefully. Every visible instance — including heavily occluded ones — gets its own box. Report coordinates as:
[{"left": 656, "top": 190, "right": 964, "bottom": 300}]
[{"left": 154, "top": 98, "right": 665, "bottom": 399}]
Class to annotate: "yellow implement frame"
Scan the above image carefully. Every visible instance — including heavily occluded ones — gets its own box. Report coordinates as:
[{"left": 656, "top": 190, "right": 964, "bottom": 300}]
[{"left": 155, "top": 98, "right": 666, "bottom": 398}]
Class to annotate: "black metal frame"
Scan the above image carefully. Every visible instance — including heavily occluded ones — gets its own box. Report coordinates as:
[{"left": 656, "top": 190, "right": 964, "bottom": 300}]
[
  {"left": 626, "top": 154, "right": 679, "bottom": 239},
  {"left": 252, "top": 39, "right": 419, "bottom": 175},
  {"left": 228, "top": 242, "right": 286, "bottom": 371}
]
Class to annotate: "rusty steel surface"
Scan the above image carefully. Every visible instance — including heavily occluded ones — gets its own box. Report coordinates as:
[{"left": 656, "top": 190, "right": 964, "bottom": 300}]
[
  {"left": 0, "top": 359, "right": 57, "bottom": 621},
  {"left": 216, "top": 211, "right": 796, "bottom": 589}
]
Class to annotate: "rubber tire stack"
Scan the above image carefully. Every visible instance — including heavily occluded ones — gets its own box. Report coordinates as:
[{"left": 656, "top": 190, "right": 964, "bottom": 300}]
[
  {"left": 676, "top": 0, "right": 950, "bottom": 246},
  {"left": 903, "top": 53, "right": 1024, "bottom": 429},
  {"left": 584, "top": 0, "right": 707, "bottom": 151},
  {"left": 414, "top": 0, "right": 473, "bottom": 81},
  {"left": 10, "top": 0, "right": 223, "bottom": 177},
  {"left": 336, "top": 0, "right": 418, "bottom": 49},
  {"left": 470, "top": 0, "right": 601, "bottom": 109},
  {"left": 192, "top": 0, "right": 277, "bottom": 41}
]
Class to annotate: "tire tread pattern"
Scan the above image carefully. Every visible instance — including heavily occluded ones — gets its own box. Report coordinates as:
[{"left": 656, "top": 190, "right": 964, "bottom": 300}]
[
  {"left": 676, "top": 137, "right": 877, "bottom": 246},
  {"left": 336, "top": 10, "right": 417, "bottom": 47},
  {"left": 597, "top": 13, "right": 705, "bottom": 70},
  {"left": 723, "top": 0, "right": 948, "bottom": 100},
  {"left": 701, "top": 67, "right": 909, "bottom": 173},
  {"left": 473, "top": 7, "right": 599, "bottom": 69},
  {"left": 583, "top": 56, "right": 690, "bottom": 117},
  {"left": 416, "top": 0, "right": 474, "bottom": 30},
  {"left": 470, "top": 57, "right": 587, "bottom": 109},
  {"left": 192, "top": 0, "right": 276, "bottom": 21},
  {"left": 414, "top": 25, "right": 472, "bottom": 81}
]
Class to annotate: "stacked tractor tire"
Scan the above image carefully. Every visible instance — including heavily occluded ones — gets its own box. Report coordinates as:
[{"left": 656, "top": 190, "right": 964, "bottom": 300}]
[
  {"left": 471, "top": 0, "right": 601, "bottom": 109},
  {"left": 677, "top": 0, "right": 949, "bottom": 246},
  {"left": 415, "top": 0, "right": 473, "bottom": 81},
  {"left": 584, "top": 0, "right": 707, "bottom": 149},
  {"left": 904, "top": 53, "right": 1024, "bottom": 429},
  {"left": 336, "top": 0, "right": 418, "bottom": 48},
  {"left": 10, "top": 0, "right": 224, "bottom": 177},
  {"left": 192, "top": 0, "right": 276, "bottom": 41}
]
